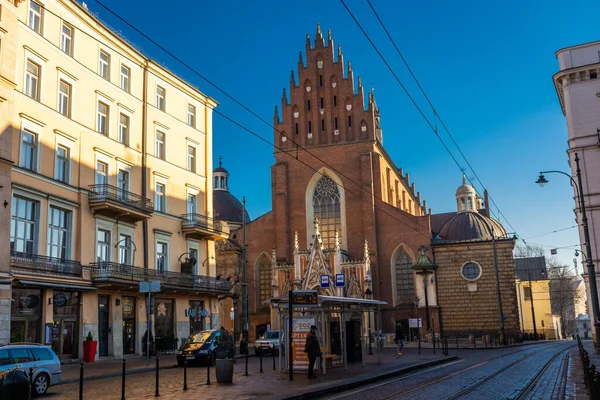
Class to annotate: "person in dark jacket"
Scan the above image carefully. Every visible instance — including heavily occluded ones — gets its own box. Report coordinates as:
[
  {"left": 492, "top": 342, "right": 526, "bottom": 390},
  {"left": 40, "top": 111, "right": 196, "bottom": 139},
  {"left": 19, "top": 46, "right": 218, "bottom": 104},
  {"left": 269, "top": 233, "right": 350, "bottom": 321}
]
[
  {"left": 395, "top": 322, "right": 405, "bottom": 358},
  {"left": 304, "top": 325, "right": 321, "bottom": 379}
]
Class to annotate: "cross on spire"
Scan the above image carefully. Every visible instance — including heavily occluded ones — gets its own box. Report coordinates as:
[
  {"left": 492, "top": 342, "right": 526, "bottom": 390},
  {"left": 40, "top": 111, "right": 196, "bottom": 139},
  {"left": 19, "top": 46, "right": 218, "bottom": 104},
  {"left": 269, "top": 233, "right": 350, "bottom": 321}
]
[{"left": 218, "top": 156, "right": 223, "bottom": 168}]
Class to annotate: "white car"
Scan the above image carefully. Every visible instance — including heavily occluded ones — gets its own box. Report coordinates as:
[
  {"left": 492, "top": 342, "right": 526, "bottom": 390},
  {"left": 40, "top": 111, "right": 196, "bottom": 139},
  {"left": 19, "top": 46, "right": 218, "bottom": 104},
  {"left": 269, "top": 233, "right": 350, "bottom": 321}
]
[
  {"left": 254, "top": 331, "right": 283, "bottom": 356},
  {"left": 0, "top": 344, "right": 62, "bottom": 395}
]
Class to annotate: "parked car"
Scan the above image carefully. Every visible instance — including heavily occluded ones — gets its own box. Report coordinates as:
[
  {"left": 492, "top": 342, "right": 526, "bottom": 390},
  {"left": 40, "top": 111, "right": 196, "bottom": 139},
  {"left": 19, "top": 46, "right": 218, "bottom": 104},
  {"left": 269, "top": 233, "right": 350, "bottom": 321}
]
[
  {"left": 176, "top": 329, "right": 235, "bottom": 367},
  {"left": 254, "top": 330, "right": 283, "bottom": 356},
  {"left": 0, "top": 344, "right": 61, "bottom": 396}
]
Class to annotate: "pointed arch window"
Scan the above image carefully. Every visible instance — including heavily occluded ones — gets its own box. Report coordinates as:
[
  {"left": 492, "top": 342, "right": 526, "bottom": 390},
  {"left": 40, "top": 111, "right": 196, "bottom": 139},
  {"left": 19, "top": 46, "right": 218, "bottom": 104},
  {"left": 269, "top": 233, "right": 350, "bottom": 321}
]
[
  {"left": 393, "top": 247, "right": 414, "bottom": 304},
  {"left": 313, "top": 176, "right": 341, "bottom": 249},
  {"left": 257, "top": 255, "right": 272, "bottom": 306}
]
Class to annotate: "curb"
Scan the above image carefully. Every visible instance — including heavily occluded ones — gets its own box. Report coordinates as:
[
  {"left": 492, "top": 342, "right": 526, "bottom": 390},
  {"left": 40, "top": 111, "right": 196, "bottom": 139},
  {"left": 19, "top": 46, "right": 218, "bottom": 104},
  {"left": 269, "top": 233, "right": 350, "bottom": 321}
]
[{"left": 277, "top": 356, "right": 459, "bottom": 400}]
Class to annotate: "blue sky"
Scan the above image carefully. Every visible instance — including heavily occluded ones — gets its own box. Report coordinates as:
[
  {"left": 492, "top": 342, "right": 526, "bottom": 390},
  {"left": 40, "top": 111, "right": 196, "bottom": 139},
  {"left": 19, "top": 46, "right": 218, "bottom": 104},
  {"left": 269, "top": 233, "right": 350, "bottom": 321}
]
[{"left": 90, "top": 0, "right": 599, "bottom": 269}]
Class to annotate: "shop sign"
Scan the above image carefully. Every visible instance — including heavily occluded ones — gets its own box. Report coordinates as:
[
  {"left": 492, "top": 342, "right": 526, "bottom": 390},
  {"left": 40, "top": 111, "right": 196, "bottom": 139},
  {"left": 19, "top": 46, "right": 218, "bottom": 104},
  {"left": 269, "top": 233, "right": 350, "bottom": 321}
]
[
  {"left": 18, "top": 294, "right": 39, "bottom": 314},
  {"left": 157, "top": 302, "right": 167, "bottom": 317},
  {"left": 185, "top": 308, "right": 211, "bottom": 318},
  {"left": 289, "top": 316, "right": 315, "bottom": 370},
  {"left": 123, "top": 300, "right": 134, "bottom": 316},
  {"left": 53, "top": 292, "right": 68, "bottom": 308}
]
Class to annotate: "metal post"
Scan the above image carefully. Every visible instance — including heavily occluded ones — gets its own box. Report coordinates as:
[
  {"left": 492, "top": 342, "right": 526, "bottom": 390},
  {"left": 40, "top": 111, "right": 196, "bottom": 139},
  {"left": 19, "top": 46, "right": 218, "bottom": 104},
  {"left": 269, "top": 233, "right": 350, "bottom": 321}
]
[
  {"left": 528, "top": 270, "right": 538, "bottom": 339},
  {"left": 29, "top": 367, "right": 33, "bottom": 400},
  {"left": 423, "top": 273, "right": 431, "bottom": 331},
  {"left": 154, "top": 356, "right": 159, "bottom": 397},
  {"left": 575, "top": 153, "right": 600, "bottom": 353},
  {"left": 260, "top": 350, "right": 263, "bottom": 373},
  {"left": 121, "top": 359, "right": 126, "bottom": 400},
  {"left": 376, "top": 305, "right": 382, "bottom": 365},
  {"left": 146, "top": 293, "right": 151, "bottom": 367},
  {"left": 491, "top": 228, "right": 506, "bottom": 345},
  {"left": 245, "top": 339, "right": 249, "bottom": 377},
  {"left": 183, "top": 359, "right": 187, "bottom": 391},
  {"left": 79, "top": 362, "right": 84, "bottom": 400},
  {"left": 207, "top": 357, "right": 211, "bottom": 385},
  {"left": 273, "top": 347, "right": 276, "bottom": 370},
  {"left": 289, "top": 289, "right": 294, "bottom": 381},
  {"left": 432, "top": 316, "right": 436, "bottom": 355},
  {"left": 368, "top": 308, "right": 373, "bottom": 355},
  {"left": 242, "top": 197, "right": 250, "bottom": 365}
]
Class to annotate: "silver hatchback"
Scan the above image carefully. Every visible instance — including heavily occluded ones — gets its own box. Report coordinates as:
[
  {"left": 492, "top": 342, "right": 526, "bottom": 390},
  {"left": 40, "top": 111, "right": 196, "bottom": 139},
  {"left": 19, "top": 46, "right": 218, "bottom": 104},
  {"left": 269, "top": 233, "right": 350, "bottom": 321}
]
[{"left": 0, "top": 344, "right": 62, "bottom": 395}]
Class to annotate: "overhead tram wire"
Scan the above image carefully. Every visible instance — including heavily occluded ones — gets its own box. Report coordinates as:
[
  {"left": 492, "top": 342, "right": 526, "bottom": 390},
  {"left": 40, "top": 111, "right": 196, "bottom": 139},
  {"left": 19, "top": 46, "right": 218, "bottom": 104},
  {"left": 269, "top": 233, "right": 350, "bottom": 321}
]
[
  {"left": 521, "top": 225, "right": 578, "bottom": 241},
  {"left": 345, "top": 0, "right": 517, "bottom": 233},
  {"left": 86, "top": 0, "right": 437, "bottom": 238},
  {"left": 40, "top": 1, "right": 435, "bottom": 240}
]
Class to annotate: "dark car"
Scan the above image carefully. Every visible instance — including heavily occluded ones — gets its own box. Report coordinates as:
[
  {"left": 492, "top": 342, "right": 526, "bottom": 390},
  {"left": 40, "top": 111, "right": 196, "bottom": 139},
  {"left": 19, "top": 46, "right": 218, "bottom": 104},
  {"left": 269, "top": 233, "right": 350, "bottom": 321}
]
[{"left": 176, "top": 329, "right": 235, "bottom": 367}]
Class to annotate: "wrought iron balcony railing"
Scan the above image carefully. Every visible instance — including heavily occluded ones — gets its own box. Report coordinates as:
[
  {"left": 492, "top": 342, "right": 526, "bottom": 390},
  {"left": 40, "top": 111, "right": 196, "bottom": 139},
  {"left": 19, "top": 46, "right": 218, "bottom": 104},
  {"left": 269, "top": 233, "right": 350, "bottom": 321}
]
[
  {"left": 181, "top": 213, "right": 229, "bottom": 237},
  {"left": 89, "top": 262, "right": 232, "bottom": 292},
  {"left": 11, "top": 251, "right": 83, "bottom": 278},
  {"left": 88, "top": 184, "right": 153, "bottom": 213}
]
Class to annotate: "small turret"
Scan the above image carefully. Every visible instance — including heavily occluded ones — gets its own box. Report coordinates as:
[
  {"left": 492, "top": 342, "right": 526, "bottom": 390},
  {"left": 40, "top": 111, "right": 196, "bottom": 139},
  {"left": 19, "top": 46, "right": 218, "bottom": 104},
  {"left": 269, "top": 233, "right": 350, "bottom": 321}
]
[
  {"left": 290, "top": 70, "right": 296, "bottom": 87},
  {"left": 315, "top": 23, "right": 324, "bottom": 48},
  {"left": 281, "top": 87, "right": 287, "bottom": 105},
  {"left": 337, "top": 44, "right": 343, "bottom": 64},
  {"left": 273, "top": 105, "right": 280, "bottom": 124}
]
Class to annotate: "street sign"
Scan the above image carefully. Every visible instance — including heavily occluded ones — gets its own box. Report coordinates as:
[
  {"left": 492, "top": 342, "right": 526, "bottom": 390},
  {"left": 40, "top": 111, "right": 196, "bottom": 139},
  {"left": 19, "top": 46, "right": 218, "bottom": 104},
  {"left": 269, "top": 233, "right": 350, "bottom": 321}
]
[
  {"left": 291, "top": 290, "right": 318, "bottom": 306},
  {"left": 320, "top": 274, "right": 330, "bottom": 288},
  {"left": 230, "top": 311, "right": 235, "bottom": 319},
  {"left": 408, "top": 318, "right": 423, "bottom": 328},
  {"left": 139, "top": 281, "right": 161, "bottom": 293},
  {"left": 335, "top": 274, "right": 346, "bottom": 287}
]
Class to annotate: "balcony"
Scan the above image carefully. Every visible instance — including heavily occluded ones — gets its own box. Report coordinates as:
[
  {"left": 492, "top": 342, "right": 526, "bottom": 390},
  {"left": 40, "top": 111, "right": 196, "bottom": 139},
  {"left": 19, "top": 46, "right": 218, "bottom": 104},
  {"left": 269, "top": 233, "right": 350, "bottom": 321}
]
[
  {"left": 88, "top": 184, "right": 153, "bottom": 222},
  {"left": 11, "top": 251, "right": 83, "bottom": 279},
  {"left": 89, "top": 262, "right": 232, "bottom": 293},
  {"left": 181, "top": 214, "right": 230, "bottom": 240}
]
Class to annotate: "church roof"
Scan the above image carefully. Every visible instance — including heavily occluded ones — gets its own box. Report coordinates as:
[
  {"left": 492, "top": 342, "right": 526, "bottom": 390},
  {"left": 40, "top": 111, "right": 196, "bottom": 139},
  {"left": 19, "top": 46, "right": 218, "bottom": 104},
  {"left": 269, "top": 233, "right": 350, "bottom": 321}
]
[
  {"left": 214, "top": 166, "right": 228, "bottom": 173},
  {"left": 437, "top": 211, "right": 507, "bottom": 242},
  {"left": 213, "top": 190, "right": 250, "bottom": 224}
]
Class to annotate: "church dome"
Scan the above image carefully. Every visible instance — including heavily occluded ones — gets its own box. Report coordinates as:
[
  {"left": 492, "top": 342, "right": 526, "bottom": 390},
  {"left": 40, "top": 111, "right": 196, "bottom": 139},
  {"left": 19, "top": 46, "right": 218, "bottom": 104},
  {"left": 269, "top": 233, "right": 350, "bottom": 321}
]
[
  {"left": 456, "top": 176, "right": 476, "bottom": 196},
  {"left": 213, "top": 190, "right": 250, "bottom": 224},
  {"left": 438, "top": 211, "right": 506, "bottom": 242}
]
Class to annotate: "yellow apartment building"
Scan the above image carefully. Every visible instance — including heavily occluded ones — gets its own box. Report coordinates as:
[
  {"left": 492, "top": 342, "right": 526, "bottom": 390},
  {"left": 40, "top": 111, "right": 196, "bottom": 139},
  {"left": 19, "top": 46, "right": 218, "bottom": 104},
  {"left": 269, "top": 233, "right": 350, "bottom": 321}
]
[
  {"left": 0, "top": 0, "right": 231, "bottom": 360},
  {"left": 515, "top": 257, "right": 561, "bottom": 340}
]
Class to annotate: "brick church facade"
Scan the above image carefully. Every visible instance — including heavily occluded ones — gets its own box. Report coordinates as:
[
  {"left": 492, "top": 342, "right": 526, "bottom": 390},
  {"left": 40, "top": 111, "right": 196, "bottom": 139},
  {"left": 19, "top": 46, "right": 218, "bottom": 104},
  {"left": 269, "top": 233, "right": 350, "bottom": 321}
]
[{"left": 234, "top": 25, "right": 437, "bottom": 341}]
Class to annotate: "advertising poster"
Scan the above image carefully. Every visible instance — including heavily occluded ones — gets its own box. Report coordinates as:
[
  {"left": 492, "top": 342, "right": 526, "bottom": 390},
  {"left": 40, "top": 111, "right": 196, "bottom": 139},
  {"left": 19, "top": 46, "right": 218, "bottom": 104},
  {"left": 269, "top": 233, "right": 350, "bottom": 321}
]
[{"left": 290, "top": 316, "right": 316, "bottom": 370}]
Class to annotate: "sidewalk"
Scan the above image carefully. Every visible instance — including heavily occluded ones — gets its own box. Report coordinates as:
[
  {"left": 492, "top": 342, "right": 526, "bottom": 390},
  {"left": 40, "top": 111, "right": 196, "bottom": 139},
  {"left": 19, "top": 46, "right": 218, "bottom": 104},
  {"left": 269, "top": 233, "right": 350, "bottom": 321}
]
[
  {"left": 567, "top": 338, "right": 596, "bottom": 399},
  {"left": 52, "top": 347, "right": 456, "bottom": 399}
]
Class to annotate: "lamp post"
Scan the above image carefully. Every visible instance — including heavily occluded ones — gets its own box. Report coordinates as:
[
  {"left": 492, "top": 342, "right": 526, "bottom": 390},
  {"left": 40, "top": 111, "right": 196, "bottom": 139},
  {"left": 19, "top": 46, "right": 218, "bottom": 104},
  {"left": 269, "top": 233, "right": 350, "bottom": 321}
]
[
  {"left": 526, "top": 269, "right": 544, "bottom": 340},
  {"left": 232, "top": 293, "right": 239, "bottom": 346},
  {"left": 412, "top": 246, "right": 437, "bottom": 337},
  {"left": 537, "top": 152, "right": 600, "bottom": 352},
  {"left": 365, "top": 288, "right": 373, "bottom": 355},
  {"left": 242, "top": 197, "right": 249, "bottom": 376},
  {"left": 413, "top": 296, "right": 420, "bottom": 343}
]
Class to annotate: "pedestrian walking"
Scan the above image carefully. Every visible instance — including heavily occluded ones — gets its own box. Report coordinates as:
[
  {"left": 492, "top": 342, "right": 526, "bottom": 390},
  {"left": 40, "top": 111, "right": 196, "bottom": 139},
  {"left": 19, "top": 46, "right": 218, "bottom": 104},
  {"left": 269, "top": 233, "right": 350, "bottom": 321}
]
[
  {"left": 304, "top": 325, "right": 322, "bottom": 379},
  {"left": 395, "top": 322, "right": 405, "bottom": 358}
]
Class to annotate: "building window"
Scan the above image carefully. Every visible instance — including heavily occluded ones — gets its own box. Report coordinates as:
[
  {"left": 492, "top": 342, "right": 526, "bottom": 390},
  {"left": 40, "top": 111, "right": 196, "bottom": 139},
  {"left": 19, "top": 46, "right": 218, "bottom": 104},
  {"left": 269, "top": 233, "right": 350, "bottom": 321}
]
[
  {"left": 393, "top": 247, "right": 414, "bottom": 304},
  {"left": 461, "top": 262, "right": 481, "bottom": 281},
  {"left": 156, "top": 242, "right": 168, "bottom": 271},
  {"left": 97, "top": 101, "right": 109, "bottom": 135},
  {"left": 257, "top": 254, "right": 271, "bottom": 306},
  {"left": 10, "top": 197, "right": 38, "bottom": 255},
  {"left": 99, "top": 50, "right": 110, "bottom": 80},
  {"left": 312, "top": 176, "right": 341, "bottom": 249},
  {"left": 25, "top": 60, "right": 40, "bottom": 100},
  {"left": 95, "top": 161, "right": 107, "bottom": 185},
  {"left": 187, "top": 145, "right": 196, "bottom": 172},
  {"left": 55, "top": 145, "right": 69, "bottom": 183},
  {"left": 117, "top": 169, "right": 129, "bottom": 195},
  {"left": 120, "top": 65, "right": 130, "bottom": 92},
  {"left": 118, "top": 114, "right": 129, "bottom": 146},
  {"left": 47, "top": 206, "right": 71, "bottom": 260},
  {"left": 97, "top": 229, "right": 111, "bottom": 262},
  {"left": 524, "top": 285, "right": 532, "bottom": 301},
  {"left": 20, "top": 131, "right": 37, "bottom": 171},
  {"left": 155, "top": 183, "right": 165, "bottom": 212},
  {"left": 187, "top": 193, "right": 197, "bottom": 215},
  {"left": 155, "top": 131, "right": 165, "bottom": 159},
  {"left": 187, "top": 104, "right": 196, "bottom": 127},
  {"left": 28, "top": 1, "right": 43, "bottom": 34},
  {"left": 307, "top": 99, "right": 311, "bottom": 111},
  {"left": 58, "top": 80, "right": 71, "bottom": 117},
  {"left": 321, "top": 119, "right": 325, "bottom": 131},
  {"left": 60, "top": 23, "right": 73, "bottom": 56},
  {"left": 335, "top": 117, "right": 338, "bottom": 129},
  {"left": 348, "top": 115, "right": 352, "bottom": 128},
  {"left": 320, "top": 97, "right": 324, "bottom": 109},
  {"left": 333, "top": 95, "right": 337, "bottom": 107},
  {"left": 156, "top": 86, "right": 165, "bottom": 111},
  {"left": 118, "top": 234, "right": 132, "bottom": 265},
  {"left": 591, "top": 71, "right": 598, "bottom": 80},
  {"left": 308, "top": 121, "right": 312, "bottom": 133}
]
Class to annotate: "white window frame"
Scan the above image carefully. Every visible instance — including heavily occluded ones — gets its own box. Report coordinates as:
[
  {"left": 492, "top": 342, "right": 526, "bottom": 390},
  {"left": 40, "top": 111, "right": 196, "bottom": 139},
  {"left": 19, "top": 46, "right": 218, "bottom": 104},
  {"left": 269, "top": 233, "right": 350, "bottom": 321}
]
[
  {"left": 118, "top": 113, "right": 130, "bottom": 146},
  {"left": 187, "top": 104, "right": 196, "bottom": 128},
  {"left": 57, "top": 79, "right": 71, "bottom": 118},
  {"left": 24, "top": 59, "right": 40, "bottom": 101},
  {"left": 120, "top": 64, "right": 130, "bottom": 92},
  {"left": 156, "top": 85, "right": 165, "bottom": 111},
  {"left": 187, "top": 145, "right": 196, "bottom": 173},
  {"left": 94, "top": 151, "right": 112, "bottom": 186},
  {"left": 187, "top": 190, "right": 198, "bottom": 215},
  {"left": 116, "top": 160, "right": 132, "bottom": 195},
  {"left": 155, "top": 233, "right": 170, "bottom": 272},
  {"left": 187, "top": 240, "right": 201, "bottom": 275},
  {"left": 96, "top": 100, "right": 109, "bottom": 136},
  {"left": 98, "top": 49, "right": 110, "bottom": 80},
  {"left": 155, "top": 130, "right": 166, "bottom": 160},
  {"left": 11, "top": 189, "right": 44, "bottom": 256},
  {"left": 27, "top": 0, "right": 43, "bottom": 35},
  {"left": 154, "top": 180, "right": 167, "bottom": 213},
  {"left": 19, "top": 116, "right": 43, "bottom": 172},
  {"left": 46, "top": 199, "right": 77, "bottom": 260},
  {"left": 60, "top": 22, "right": 74, "bottom": 56},
  {"left": 54, "top": 144, "right": 70, "bottom": 184},
  {"left": 117, "top": 224, "right": 135, "bottom": 266},
  {"left": 95, "top": 219, "right": 114, "bottom": 263}
]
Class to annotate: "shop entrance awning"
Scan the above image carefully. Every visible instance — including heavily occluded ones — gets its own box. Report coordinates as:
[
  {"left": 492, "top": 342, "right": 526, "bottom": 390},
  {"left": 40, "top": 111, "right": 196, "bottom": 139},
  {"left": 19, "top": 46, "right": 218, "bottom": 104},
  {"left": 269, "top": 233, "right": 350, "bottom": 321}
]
[{"left": 16, "top": 279, "right": 97, "bottom": 292}]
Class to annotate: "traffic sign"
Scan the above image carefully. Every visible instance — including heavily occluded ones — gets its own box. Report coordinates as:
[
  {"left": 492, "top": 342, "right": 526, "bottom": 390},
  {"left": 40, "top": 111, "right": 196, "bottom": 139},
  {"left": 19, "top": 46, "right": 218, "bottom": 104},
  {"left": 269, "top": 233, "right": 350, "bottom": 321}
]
[
  {"left": 320, "top": 274, "right": 330, "bottom": 288},
  {"left": 335, "top": 274, "right": 346, "bottom": 287}
]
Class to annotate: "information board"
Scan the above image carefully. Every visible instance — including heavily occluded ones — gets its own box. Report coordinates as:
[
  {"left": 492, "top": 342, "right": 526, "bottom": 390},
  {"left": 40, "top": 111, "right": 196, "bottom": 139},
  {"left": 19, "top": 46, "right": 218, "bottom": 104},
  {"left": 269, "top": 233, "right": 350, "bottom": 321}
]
[
  {"left": 291, "top": 290, "right": 318, "bottom": 306},
  {"left": 289, "top": 316, "right": 315, "bottom": 371}
]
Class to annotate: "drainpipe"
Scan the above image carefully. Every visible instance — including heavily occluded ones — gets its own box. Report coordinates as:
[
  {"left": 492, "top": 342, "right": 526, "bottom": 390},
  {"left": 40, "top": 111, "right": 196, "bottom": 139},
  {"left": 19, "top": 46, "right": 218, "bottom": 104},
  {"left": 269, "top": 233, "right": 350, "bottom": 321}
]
[{"left": 142, "top": 62, "right": 149, "bottom": 270}]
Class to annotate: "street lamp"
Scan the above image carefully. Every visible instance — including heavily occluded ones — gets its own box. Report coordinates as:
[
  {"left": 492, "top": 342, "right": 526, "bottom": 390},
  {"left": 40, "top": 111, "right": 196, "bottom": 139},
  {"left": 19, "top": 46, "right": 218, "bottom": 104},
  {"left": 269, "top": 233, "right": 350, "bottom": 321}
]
[
  {"left": 365, "top": 288, "right": 373, "bottom": 355},
  {"left": 537, "top": 152, "right": 600, "bottom": 353},
  {"left": 412, "top": 246, "right": 437, "bottom": 335}
]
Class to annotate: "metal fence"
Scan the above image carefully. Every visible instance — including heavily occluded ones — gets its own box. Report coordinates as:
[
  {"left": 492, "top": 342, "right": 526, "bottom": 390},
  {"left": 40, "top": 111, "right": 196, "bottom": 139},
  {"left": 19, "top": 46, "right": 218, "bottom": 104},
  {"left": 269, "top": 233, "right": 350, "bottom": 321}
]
[
  {"left": 10, "top": 250, "right": 83, "bottom": 278},
  {"left": 88, "top": 184, "right": 153, "bottom": 213},
  {"left": 578, "top": 335, "right": 600, "bottom": 399}
]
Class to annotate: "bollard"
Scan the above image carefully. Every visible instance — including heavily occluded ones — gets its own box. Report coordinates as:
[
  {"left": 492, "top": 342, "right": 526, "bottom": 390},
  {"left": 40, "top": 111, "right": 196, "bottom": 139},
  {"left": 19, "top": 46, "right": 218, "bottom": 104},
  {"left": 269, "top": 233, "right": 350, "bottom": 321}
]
[
  {"left": 155, "top": 356, "right": 159, "bottom": 397},
  {"left": 206, "top": 357, "right": 211, "bottom": 385},
  {"left": 418, "top": 335, "right": 421, "bottom": 355},
  {"left": 183, "top": 358, "right": 187, "bottom": 391},
  {"left": 79, "top": 362, "right": 84, "bottom": 400},
  {"left": 273, "top": 349, "right": 276, "bottom": 370},
  {"left": 121, "top": 359, "right": 126, "bottom": 400},
  {"left": 245, "top": 342, "right": 249, "bottom": 377},
  {"left": 260, "top": 351, "right": 263, "bottom": 373}
]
